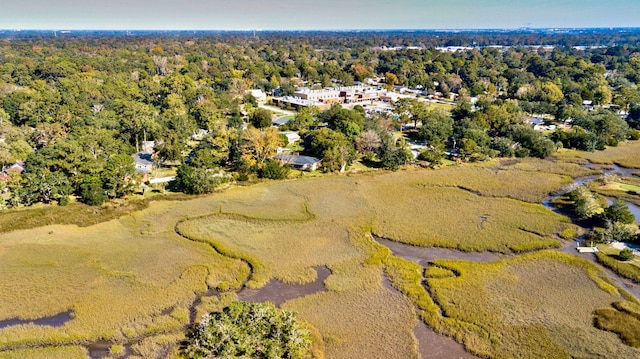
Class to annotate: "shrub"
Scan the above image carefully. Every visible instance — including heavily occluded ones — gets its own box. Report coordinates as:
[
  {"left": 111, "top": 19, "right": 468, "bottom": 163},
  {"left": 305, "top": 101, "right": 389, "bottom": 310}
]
[
  {"left": 184, "top": 301, "right": 312, "bottom": 359},
  {"left": 58, "top": 195, "right": 70, "bottom": 206},
  {"left": 175, "top": 164, "right": 226, "bottom": 195},
  {"left": 260, "top": 159, "right": 290, "bottom": 180},
  {"left": 619, "top": 248, "right": 635, "bottom": 261}
]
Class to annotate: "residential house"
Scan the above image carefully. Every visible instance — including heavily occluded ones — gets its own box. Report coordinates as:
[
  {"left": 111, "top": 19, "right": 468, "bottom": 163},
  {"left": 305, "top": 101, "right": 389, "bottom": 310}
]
[
  {"left": 272, "top": 117, "right": 291, "bottom": 128},
  {"left": 133, "top": 153, "right": 154, "bottom": 174},
  {"left": 247, "top": 89, "right": 267, "bottom": 102},
  {"left": 0, "top": 161, "right": 25, "bottom": 182},
  {"left": 274, "top": 154, "right": 322, "bottom": 171},
  {"left": 281, "top": 131, "right": 301, "bottom": 144}
]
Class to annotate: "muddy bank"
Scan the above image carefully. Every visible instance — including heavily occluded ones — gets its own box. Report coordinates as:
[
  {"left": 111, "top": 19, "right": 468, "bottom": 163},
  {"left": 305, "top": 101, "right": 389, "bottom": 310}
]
[
  {"left": 374, "top": 235, "right": 507, "bottom": 266},
  {"left": 0, "top": 310, "right": 73, "bottom": 330},
  {"left": 382, "top": 275, "right": 478, "bottom": 359},
  {"left": 413, "top": 321, "right": 477, "bottom": 359},
  {"left": 237, "top": 266, "right": 331, "bottom": 306}
]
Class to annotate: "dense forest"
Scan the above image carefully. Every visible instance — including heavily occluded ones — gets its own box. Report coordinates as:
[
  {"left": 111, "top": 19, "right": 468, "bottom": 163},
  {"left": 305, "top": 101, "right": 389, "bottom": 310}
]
[{"left": 1, "top": 30, "right": 640, "bottom": 208}]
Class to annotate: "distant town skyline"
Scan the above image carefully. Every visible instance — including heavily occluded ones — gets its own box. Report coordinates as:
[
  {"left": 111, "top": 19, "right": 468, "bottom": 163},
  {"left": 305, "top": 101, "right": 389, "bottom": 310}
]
[{"left": 2, "top": 0, "right": 639, "bottom": 30}]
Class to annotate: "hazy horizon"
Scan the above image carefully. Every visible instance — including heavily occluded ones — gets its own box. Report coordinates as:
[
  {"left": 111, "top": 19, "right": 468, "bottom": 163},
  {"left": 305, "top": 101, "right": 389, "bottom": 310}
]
[{"left": 2, "top": 1, "right": 639, "bottom": 31}]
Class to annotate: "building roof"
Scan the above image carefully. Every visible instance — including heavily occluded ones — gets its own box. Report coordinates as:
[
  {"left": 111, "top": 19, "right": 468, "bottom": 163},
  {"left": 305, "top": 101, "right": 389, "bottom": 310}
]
[
  {"left": 281, "top": 131, "right": 301, "bottom": 143},
  {"left": 273, "top": 117, "right": 290, "bottom": 126},
  {"left": 5, "top": 162, "right": 25, "bottom": 174},
  {"left": 133, "top": 153, "right": 154, "bottom": 173},
  {"left": 274, "top": 154, "right": 321, "bottom": 166}
]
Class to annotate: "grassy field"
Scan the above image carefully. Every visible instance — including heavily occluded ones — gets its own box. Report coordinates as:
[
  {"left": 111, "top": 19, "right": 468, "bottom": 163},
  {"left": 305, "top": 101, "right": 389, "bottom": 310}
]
[
  {"left": 390, "top": 251, "right": 639, "bottom": 358},
  {"left": 594, "top": 301, "right": 640, "bottom": 348},
  {"left": 0, "top": 152, "right": 635, "bottom": 358},
  {"left": 0, "top": 346, "right": 87, "bottom": 359},
  {"left": 0, "top": 198, "right": 251, "bottom": 355},
  {"left": 595, "top": 247, "right": 640, "bottom": 283},
  {"left": 554, "top": 140, "right": 640, "bottom": 168},
  {"left": 397, "top": 162, "right": 574, "bottom": 203}
]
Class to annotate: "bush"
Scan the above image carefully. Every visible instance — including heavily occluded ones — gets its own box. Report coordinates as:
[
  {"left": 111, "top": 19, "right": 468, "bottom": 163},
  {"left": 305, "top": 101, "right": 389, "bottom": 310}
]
[
  {"left": 184, "top": 301, "right": 312, "bottom": 359},
  {"left": 175, "top": 164, "right": 226, "bottom": 195},
  {"left": 58, "top": 195, "right": 70, "bottom": 206},
  {"left": 260, "top": 159, "right": 290, "bottom": 180},
  {"left": 619, "top": 248, "right": 635, "bottom": 261}
]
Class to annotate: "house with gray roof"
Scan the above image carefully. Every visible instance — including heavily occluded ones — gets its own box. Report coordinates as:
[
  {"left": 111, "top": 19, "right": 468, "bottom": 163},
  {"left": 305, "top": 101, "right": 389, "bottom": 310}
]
[{"left": 274, "top": 154, "right": 322, "bottom": 171}]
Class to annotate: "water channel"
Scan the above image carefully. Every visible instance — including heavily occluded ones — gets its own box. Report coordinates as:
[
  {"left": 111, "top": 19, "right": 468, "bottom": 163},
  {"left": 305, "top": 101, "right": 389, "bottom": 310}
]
[{"left": 0, "top": 310, "right": 73, "bottom": 330}]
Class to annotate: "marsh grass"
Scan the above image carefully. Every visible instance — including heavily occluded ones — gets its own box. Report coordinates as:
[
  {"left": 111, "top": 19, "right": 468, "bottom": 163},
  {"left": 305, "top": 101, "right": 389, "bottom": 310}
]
[
  {"left": 177, "top": 215, "right": 364, "bottom": 287},
  {"left": 283, "top": 267, "right": 419, "bottom": 359},
  {"left": 368, "top": 185, "right": 571, "bottom": 253},
  {"left": 594, "top": 301, "right": 640, "bottom": 348},
  {"left": 380, "top": 247, "right": 639, "bottom": 358},
  {"left": 0, "top": 193, "right": 196, "bottom": 234},
  {"left": 554, "top": 140, "right": 640, "bottom": 168},
  {"left": 387, "top": 164, "right": 573, "bottom": 203},
  {"left": 507, "top": 157, "right": 600, "bottom": 178},
  {"left": 596, "top": 251, "right": 640, "bottom": 283},
  {"left": 0, "top": 159, "right": 614, "bottom": 358},
  {"left": 0, "top": 346, "right": 87, "bottom": 359},
  {"left": 0, "top": 199, "right": 250, "bottom": 353}
]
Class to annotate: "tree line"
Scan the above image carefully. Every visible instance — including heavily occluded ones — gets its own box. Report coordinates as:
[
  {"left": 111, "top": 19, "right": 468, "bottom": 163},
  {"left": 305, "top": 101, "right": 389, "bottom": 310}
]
[{"left": 0, "top": 31, "right": 639, "bottom": 207}]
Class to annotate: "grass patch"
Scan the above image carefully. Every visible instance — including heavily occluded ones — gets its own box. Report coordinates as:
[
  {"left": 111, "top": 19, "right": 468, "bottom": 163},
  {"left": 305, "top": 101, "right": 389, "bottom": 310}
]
[
  {"left": 0, "top": 194, "right": 195, "bottom": 234},
  {"left": 283, "top": 267, "right": 419, "bottom": 359},
  {"left": 0, "top": 199, "right": 250, "bottom": 351},
  {"left": 367, "top": 184, "right": 571, "bottom": 253},
  {"left": 419, "top": 251, "right": 638, "bottom": 358},
  {"left": 594, "top": 301, "right": 640, "bottom": 348},
  {"left": 507, "top": 157, "right": 600, "bottom": 178},
  {"left": 596, "top": 251, "right": 640, "bottom": 283},
  {"left": 392, "top": 164, "right": 573, "bottom": 203},
  {"left": 554, "top": 140, "right": 640, "bottom": 168},
  {"left": 0, "top": 346, "right": 88, "bottom": 359}
]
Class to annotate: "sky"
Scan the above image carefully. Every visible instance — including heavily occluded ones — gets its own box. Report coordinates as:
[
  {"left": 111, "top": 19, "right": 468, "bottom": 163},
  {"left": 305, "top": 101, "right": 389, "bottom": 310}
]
[{"left": 1, "top": 0, "right": 639, "bottom": 30}]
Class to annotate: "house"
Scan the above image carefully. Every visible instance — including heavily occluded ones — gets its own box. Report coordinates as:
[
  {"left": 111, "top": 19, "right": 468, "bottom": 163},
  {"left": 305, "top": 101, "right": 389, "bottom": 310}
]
[
  {"left": 247, "top": 89, "right": 267, "bottom": 102},
  {"left": 281, "top": 131, "right": 301, "bottom": 144},
  {"left": 0, "top": 161, "right": 25, "bottom": 182},
  {"left": 133, "top": 153, "right": 154, "bottom": 174},
  {"left": 4, "top": 162, "right": 24, "bottom": 175},
  {"left": 272, "top": 117, "right": 290, "bottom": 128},
  {"left": 582, "top": 100, "right": 594, "bottom": 111},
  {"left": 274, "top": 154, "right": 322, "bottom": 171}
]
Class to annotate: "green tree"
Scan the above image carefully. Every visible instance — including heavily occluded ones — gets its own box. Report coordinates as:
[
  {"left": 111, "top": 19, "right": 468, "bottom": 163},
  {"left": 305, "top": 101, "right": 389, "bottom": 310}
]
[
  {"left": 417, "top": 109, "right": 453, "bottom": 144},
  {"left": 250, "top": 108, "right": 273, "bottom": 129},
  {"left": 604, "top": 199, "right": 636, "bottom": 225},
  {"left": 175, "top": 164, "right": 226, "bottom": 194},
  {"left": 16, "top": 169, "right": 71, "bottom": 205},
  {"left": 184, "top": 301, "right": 312, "bottom": 359},
  {"left": 304, "top": 128, "right": 355, "bottom": 172},
  {"left": 260, "top": 159, "right": 290, "bottom": 179},
  {"left": 155, "top": 130, "right": 185, "bottom": 165},
  {"left": 79, "top": 175, "right": 107, "bottom": 206},
  {"left": 619, "top": 248, "right": 634, "bottom": 261},
  {"left": 101, "top": 154, "right": 136, "bottom": 198},
  {"left": 569, "top": 185, "right": 601, "bottom": 219}
]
